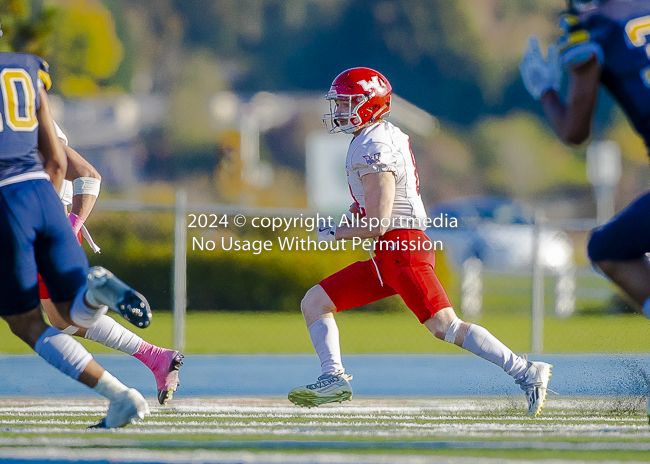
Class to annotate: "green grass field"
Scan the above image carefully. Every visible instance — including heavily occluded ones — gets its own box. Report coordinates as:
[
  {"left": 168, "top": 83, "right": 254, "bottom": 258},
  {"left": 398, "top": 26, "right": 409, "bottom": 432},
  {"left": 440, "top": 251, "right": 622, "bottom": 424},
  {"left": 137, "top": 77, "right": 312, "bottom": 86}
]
[
  {"left": 1, "top": 396, "right": 649, "bottom": 463},
  {"left": 1, "top": 310, "right": 649, "bottom": 355}
]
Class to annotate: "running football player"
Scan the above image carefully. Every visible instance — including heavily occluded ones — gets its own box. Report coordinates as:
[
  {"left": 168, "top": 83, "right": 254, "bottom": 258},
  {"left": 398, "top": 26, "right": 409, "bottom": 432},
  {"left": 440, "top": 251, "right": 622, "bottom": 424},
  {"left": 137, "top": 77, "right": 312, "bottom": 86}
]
[
  {"left": 38, "top": 124, "right": 184, "bottom": 405},
  {"left": 0, "top": 43, "right": 151, "bottom": 427},
  {"left": 288, "top": 67, "right": 553, "bottom": 417},
  {"left": 520, "top": 0, "right": 650, "bottom": 420}
]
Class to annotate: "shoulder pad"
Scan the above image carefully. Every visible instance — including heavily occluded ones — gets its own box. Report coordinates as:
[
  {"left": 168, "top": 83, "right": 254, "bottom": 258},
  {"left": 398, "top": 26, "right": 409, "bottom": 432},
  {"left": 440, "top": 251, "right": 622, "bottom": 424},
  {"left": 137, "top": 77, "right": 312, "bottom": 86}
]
[
  {"left": 36, "top": 57, "right": 51, "bottom": 91},
  {"left": 559, "top": 13, "right": 582, "bottom": 33},
  {"left": 557, "top": 12, "right": 609, "bottom": 69},
  {"left": 557, "top": 26, "right": 592, "bottom": 56},
  {"left": 560, "top": 40, "right": 604, "bottom": 68}
]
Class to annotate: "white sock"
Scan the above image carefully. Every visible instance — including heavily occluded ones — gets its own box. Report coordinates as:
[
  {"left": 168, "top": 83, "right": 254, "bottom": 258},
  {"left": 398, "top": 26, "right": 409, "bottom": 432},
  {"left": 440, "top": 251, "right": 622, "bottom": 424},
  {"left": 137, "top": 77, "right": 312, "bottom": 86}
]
[
  {"left": 643, "top": 297, "right": 650, "bottom": 320},
  {"left": 34, "top": 326, "right": 93, "bottom": 380},
  {"left": 84, "top": 315, "right": 143, "bottom": 355},
  {"left": 70, "top": 287, "right": 108, "bottom": 329},
  {"left": 94, "top": 370, "right": 129, "bottom": 400},
  {"left": 308, "top": 317, "right": 344, "bottom": 375},
  {"left": 461, "top": 324, "right": 529, "bottom": 380}
]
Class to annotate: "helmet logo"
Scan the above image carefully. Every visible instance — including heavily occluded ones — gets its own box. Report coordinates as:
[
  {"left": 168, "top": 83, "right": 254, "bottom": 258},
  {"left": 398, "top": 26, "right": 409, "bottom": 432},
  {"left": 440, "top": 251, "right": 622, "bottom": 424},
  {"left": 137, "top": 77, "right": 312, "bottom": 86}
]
[{"left": 357, "top": 76, "right": 386, "bottom": 94}]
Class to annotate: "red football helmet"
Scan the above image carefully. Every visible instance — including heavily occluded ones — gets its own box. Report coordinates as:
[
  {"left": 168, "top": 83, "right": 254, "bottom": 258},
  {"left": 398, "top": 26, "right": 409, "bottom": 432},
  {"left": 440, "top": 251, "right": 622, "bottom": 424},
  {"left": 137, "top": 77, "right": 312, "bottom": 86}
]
[{"left": 323, "top": 67, "right": 392, "bottom": 134}]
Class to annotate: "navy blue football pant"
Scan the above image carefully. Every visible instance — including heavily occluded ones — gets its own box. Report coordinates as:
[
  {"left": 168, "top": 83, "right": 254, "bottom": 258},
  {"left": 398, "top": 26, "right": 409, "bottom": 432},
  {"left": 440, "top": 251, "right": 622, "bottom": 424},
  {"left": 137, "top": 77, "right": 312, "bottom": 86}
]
[
  {"left": 0, "top": 179, "right": 88, "bottom": 316},
  {"left": 587, "top": 190, "right": 650, "bottom": 263}
]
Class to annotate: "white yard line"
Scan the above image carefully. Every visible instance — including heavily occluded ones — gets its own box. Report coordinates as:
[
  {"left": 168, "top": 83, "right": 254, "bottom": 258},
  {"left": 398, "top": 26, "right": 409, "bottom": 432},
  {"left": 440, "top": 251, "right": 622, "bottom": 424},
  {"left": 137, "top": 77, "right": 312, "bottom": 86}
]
[{"left": 1, "top": 396, "right": 649, "bottom": 460}]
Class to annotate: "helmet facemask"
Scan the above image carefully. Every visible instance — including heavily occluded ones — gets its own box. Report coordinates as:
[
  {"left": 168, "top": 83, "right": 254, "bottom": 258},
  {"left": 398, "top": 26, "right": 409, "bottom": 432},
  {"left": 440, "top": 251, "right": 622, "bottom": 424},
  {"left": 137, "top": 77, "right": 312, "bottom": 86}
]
[{"left": 323, "top": 92, "right": 371, "bottom": 134}]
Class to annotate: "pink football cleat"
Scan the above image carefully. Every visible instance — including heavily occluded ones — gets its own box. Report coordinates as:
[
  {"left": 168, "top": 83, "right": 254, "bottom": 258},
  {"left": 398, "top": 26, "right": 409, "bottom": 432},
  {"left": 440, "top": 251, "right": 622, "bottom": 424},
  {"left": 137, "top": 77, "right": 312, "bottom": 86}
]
[{"left": 134, "top": 342, "right": 184, "bottom": 405}]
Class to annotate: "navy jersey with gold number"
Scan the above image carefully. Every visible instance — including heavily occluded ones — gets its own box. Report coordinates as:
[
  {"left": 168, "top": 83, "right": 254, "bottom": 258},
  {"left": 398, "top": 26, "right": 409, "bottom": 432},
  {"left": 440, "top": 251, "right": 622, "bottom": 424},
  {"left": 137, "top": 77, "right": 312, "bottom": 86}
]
[
  {"left": 0, "top": 52, "right": 89, "bottom": 316},
  {"left": 0, "top": 52, "right": 52, "bottom": 183},
  {"left": 558, "top": 1, "right": 650, "bottom": 148}
]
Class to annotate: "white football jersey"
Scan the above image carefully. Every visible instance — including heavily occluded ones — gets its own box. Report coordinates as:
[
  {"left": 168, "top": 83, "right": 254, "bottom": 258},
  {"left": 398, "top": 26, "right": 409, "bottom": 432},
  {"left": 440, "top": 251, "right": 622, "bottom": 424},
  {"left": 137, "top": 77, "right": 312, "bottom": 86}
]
[
  {"left": 346, "top": 121, "right": 427, "bottom": 231},
  {"left": 53, "top": 120, "right": 73, "bottom": 206}
]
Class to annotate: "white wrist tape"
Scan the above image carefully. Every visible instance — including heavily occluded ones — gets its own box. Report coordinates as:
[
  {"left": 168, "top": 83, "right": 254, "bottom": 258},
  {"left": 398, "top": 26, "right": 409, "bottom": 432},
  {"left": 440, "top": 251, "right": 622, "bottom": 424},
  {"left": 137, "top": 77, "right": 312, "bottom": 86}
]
[
  {"left": 73, "top": 177, "right": 101, "bottom": 197},
  {"left": 62, "top": 325, "right": 79, "bottom": 335},
  {"left": 444, "top": 317, "right": 464, "bottom": 344}
]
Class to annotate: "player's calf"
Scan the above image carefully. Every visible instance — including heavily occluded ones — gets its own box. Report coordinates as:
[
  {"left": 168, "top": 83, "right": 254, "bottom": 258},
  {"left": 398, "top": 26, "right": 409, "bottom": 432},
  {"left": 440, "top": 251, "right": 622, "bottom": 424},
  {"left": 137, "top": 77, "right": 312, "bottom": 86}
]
[{"left": 440, "top": 316, "right": 552, "bottom": 416}]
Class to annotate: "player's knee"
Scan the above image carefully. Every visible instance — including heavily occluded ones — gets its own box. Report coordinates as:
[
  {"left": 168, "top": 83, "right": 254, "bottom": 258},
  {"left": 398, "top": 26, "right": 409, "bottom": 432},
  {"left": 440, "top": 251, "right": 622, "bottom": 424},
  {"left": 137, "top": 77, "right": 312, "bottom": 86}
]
[
  {"left": 587, "top": 230, "right": 614, "bottom": 276},
  {"left": 592, "top": 259, "right": 616, "bottom": 278},
  {"left": 4, "top": 318, "right": 27, "bottom": 339},
  {"left": 424, "top": 318, "right": 445, "bottom": 339},
  {"left": 301, "top": 286, "right": 333, "bottom": 320},
  {"left": 300, "top": 288, "right": 319, "bottom": 318},
  {"left": 48, "top": 317, "right": 66, "bottom": 330},
  {"left": 3, "top": 310, "right": 49, "bottom": 347},
  {"left": 46, "top": 316, "right": 79, "bottom": 335},
  {"left": 586, "top": 229, "right": 605, "bottom": 265},
  {"left": 432, "top": 322, "right": 453, "bottom": 341},
  {"left": 424, "top": 307, "right": 463, "bottom": 342}
]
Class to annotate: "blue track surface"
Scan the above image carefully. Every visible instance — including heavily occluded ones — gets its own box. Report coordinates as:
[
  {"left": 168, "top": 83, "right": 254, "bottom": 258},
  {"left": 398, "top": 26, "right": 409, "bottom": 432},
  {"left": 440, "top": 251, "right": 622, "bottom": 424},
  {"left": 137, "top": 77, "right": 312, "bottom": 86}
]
[{"left": 2, "top": 353, "right": 649, "bottom": 398}]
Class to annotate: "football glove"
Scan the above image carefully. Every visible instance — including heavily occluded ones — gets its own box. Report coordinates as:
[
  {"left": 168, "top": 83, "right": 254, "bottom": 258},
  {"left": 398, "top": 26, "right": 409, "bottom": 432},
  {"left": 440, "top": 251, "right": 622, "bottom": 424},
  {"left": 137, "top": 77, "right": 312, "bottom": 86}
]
[
  {"left": 317, "top": 221, "right": 337, "bottom": 242},
  {"left": 520, "top": 35, "right": 561, "bottom": 100}
]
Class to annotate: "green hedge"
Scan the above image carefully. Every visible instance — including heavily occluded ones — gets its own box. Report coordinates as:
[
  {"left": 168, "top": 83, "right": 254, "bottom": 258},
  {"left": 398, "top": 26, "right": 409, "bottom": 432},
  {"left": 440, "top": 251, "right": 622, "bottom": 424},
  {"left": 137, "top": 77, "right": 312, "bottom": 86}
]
[
  {"left": 89, "top": 245, "right": 375, "bottom": 312},
  {"left": 85, "top": 211, "right": 455, "bottom": 312}
]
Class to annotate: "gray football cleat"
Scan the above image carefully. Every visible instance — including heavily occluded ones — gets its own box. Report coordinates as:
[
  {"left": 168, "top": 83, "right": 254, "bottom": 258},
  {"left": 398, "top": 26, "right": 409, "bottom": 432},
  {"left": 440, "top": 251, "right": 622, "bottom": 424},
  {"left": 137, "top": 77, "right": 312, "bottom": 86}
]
[
  {"left": 288, "top": 372, "right": 353, "bottom": 408},
  {"left": 90, "top": 388, "right": 150, "bottom": 429},
  {"left": 86, "top": 266, "right": 152, "bottom": 328},
  {"left": 516, "top": 361, "right": 553, "bottom": 417}
]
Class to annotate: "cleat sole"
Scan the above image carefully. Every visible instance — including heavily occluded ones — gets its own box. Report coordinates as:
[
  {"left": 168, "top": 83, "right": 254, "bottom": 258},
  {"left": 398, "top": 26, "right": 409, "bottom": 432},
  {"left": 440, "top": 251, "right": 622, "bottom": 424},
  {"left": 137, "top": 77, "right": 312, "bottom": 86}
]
[
  {"left": 288, "top": 389, "right": 352, "bottom": 408},
  {"left": 88, "top": 418, "right": 107, "bottom": 429},
  {"left": 117, "top": 290, "right": 152, "bottom": 328}
]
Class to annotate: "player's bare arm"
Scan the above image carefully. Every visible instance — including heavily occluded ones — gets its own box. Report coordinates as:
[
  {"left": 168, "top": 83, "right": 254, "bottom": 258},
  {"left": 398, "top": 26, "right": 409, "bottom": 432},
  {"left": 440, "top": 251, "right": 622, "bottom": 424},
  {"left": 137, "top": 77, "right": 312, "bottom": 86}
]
[
  {"left": 64, "top": 144, "right": 101, "bottom": 221},
  {"left": 335, "top": 171, "right": 396, "bottom": 240},
  {"left": 36, "top": 87, "right": 67, "bottom": 191},
  {"left": 541, "top": 55, "right": 601, "bottom": 145}
]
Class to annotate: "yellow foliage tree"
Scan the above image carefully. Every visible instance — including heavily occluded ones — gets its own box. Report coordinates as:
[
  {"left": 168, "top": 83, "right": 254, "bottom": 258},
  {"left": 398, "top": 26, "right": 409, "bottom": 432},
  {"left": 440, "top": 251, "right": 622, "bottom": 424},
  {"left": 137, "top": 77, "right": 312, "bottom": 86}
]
[
  {"left": 0, "top": 0, "right": 57, "bottom": 56},
  {"left": 47, "top": 0, "right": 123, "bottom": 96}
]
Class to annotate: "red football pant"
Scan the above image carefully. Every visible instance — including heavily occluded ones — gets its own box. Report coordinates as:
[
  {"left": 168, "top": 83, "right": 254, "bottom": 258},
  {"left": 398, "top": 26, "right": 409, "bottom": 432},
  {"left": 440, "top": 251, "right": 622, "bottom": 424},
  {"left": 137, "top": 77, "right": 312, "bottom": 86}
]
[{"left": 319, "top": 229, "right": 452, "bottom": 323}]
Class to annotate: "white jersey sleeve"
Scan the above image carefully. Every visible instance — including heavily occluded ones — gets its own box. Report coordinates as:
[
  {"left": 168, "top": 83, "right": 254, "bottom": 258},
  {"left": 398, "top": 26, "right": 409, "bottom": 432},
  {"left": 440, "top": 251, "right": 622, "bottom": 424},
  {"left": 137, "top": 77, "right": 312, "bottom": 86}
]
[
  {"left": 53, "top": 120, "right": 69, "bottom": 146},
  {"left": 52, "top": 120, "right": 72, "bottom": 206},
  {"left": 58, "top": 180, "right": 73, "bottom": 207},
  {"left": 349, "top": 142, "right": 398, "bottom": 177}
]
